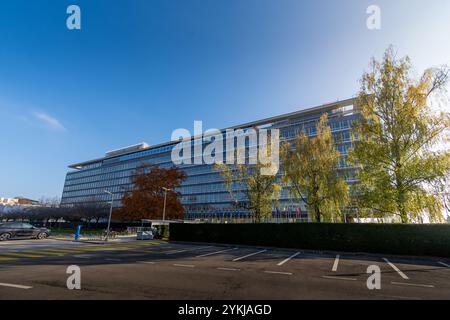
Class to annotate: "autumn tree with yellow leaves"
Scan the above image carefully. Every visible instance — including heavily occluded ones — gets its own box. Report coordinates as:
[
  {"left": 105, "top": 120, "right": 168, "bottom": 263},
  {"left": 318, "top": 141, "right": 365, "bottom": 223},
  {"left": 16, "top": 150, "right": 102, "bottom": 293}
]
[
  {"left": 350, "top": 47, "right": 450, "bottom": 223},
  {"left": 281, "top": 113, "right": 349, "bottom": 222}
]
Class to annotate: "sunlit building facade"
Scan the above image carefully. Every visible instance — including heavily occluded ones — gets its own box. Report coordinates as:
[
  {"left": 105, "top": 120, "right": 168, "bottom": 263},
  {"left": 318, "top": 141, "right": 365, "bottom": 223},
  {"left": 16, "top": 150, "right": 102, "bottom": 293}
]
[{"left": 61, "top": 98, "right": 359, "bottom": 221}]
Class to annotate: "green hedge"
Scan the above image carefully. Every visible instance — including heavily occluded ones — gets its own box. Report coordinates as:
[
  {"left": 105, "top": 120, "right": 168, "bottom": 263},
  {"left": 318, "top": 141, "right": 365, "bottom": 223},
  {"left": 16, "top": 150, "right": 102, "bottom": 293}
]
[{"left": 169, "top": 223, "right": 450, "bottom": 257}]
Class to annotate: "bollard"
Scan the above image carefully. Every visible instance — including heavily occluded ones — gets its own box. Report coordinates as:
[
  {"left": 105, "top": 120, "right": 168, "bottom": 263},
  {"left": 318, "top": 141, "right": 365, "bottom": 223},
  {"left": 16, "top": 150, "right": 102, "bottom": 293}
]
[{"left": 74, "top": 225, "right": 82, "bottom": 241}]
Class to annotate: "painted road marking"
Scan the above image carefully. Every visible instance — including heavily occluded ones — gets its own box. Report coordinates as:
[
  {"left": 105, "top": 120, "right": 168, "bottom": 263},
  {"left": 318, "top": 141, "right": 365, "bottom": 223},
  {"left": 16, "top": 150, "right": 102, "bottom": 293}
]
[
  {"left": 383, "top": 258, "right": 409, "bottom": 280},
  {"left": 0, "top": 282, "right": 33, "bottom": 289},
  {"left": 264, "top": 270, "right": 293, "bottom": 275},
  {"left": 165, "top": 249, "right": 189, "bottom": 254},
  {"left": 130, "top": 249, "right": 160, "bottom": 254},
  {"left": 173, "top": 264, "right": 195, "bottom": 268},
  {"left": 332, "top": 255, "right": 340, "bottom": 272},
  {"left": 391, "top": 281, "right": 434, "bottom": 288},
  {"left": 196, "top": 248, "right": 237, "bottom": 258},
  {"left": 217, "top": 267, "right": 240, "bottom": 271},
  {"left": 0, "top": 252, "right": 45, "bottom": 258},
  {"left": 438, "top": 261, "right": 450, "bottom": 268},
  {"left": 82, "top": 247, "right": 120, "bottom": 252},
  {"left": 44, "top": 249, "right": 86, "bottom": 254},
  {"left": 137, "top": 261, "right": 156, "bottom": 264},
  {"left": 277, "top": 252, "right": 301, "bottom": 266},
  {"left": 166, "top": 246, "right": 212, "bottom": 255},
  {"left": 0, "top": 256, "right": 18, "bottom": 261},
  {"left": 322, "top": 275, "right": 357, "bottom": 281},
  {"left": 20, "top": 251, "right": 64, "bottom": 256},
  {"left": 233, "top": 250, "right": 267, "bottom": 262}
]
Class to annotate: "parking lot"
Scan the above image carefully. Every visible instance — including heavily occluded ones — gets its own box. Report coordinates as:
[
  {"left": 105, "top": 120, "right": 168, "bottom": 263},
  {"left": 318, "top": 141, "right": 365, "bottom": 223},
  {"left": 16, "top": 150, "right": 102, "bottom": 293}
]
[{"left": 0, "top": 238, "right": 449, "bottom": 299}]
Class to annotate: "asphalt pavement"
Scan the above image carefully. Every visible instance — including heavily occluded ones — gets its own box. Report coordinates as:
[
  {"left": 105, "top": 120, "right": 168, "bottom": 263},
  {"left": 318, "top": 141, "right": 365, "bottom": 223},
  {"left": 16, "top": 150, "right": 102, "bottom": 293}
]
[{"left": 0, "top": 238, "right": 449, "bottom": 299}]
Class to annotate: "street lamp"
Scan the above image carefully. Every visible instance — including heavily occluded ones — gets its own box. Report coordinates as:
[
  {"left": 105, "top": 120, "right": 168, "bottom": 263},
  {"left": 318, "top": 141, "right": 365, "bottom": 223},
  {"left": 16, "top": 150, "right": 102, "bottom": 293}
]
[
  {"left": 162, "top": 187, "right": 172, "bottom": 221},
  {"left": 104, "top": 190, "right": 114, "bottom": 241}
]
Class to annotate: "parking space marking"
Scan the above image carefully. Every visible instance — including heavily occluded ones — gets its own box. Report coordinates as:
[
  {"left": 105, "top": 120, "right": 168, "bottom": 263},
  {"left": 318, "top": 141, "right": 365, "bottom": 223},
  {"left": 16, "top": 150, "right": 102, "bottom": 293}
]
[
  {"left": 0, "top": 282, "right": 33, "bottom": 289},
  {"left": 438, "top": 261, "right": 450, "bottom": 268},
  {"left": 383, "top": 258, "right": 409, "bottom": 280},
  {"left": 322, "top": 275, "right": 357, "bottom": 281},
  {"left": 264, "top": 270, "right": 293, "bottom": 275},
  {"left": 166, "top": 246, "right": 212, "bottom": 255},
  {"left": 130, "top": 249, "right": 162, "bottom": 254},
  {"left": 173, "top": 264, "right": 195, "bottom": 268},
  {"left": 391, "top": 282, "right": 435, "bottom": 288},
  {"left": 277, "top": 252, "right": 301, "bottom": 266},
  {"left": 332, "top": 255, "right": 340, "bottom": 272},
  {"left": 196, "top": 248, "right": 237, "bottom": 258},
  {"left": 232, "top": 250, "right": 267, "bottom": 261},
  {"left": 217, "top": 267, "right": 240, "bottom": 271},
  {"left": 137, "top": 261, "right": 156, "bottom": 264}
]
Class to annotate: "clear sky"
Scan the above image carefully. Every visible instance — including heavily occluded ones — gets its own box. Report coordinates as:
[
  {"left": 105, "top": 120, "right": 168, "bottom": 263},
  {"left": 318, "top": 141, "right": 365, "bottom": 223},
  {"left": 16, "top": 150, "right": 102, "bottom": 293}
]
[{"left": 1, "top": 0, "right": 449, "bottom": 200}]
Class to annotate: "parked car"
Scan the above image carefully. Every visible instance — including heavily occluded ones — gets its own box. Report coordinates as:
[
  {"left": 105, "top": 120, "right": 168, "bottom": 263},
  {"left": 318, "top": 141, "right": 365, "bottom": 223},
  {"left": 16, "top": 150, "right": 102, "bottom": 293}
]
[{"left": 0, "top": 222, "right": 50, "bottom": 241}]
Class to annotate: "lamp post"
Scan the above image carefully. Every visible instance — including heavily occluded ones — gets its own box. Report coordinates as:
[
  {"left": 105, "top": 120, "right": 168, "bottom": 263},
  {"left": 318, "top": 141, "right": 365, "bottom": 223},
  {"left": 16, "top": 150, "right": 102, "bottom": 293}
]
[
  {"left": 104, "top": 190, "right": 114, "bottom": 241},
  {"left": 162, "top": 187, "right": 172, "bottom": 221}
]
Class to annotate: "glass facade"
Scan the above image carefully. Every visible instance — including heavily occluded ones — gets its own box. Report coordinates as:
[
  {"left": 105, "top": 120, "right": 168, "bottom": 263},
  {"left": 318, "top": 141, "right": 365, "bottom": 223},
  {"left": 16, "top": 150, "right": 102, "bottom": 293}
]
[{"left": 61, "top": 98, "right": 359, "bottom": 221}]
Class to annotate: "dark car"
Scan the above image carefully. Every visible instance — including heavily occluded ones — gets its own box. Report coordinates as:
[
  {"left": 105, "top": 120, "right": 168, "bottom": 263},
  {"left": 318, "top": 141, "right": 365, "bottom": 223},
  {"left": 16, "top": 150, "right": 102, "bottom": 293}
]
[{"left": 0, "top": 222, "right": 50, "bottom": 241}]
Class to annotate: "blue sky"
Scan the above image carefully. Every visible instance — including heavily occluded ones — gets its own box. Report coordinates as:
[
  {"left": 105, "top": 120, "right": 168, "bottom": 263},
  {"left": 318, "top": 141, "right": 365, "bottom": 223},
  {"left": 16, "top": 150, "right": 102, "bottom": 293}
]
[{"left": 1, "top": 0, "right": 449, "bottom": 200}]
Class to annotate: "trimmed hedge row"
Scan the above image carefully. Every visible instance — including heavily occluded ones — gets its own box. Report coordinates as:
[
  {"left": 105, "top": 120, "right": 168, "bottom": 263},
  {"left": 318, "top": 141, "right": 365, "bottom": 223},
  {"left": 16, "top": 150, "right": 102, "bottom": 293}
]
[{"left": 169, "top": 223, "right": 450, "bottom": 257}]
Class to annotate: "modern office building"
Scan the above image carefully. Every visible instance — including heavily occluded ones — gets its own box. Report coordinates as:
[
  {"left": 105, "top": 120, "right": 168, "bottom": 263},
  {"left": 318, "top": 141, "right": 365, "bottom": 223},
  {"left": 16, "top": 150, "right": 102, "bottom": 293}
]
[{"left": 61, "top": 98, "right": 359, "bottom": 221}]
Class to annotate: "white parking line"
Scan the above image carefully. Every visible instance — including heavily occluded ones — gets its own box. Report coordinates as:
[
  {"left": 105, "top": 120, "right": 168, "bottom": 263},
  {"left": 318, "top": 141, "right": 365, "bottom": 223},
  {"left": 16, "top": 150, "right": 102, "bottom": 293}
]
[
  {"left": 332, "top": 255, "right": 340, "bottom": 272},
  {"left": 166, "top": 246, "right": 212, "bottom": 255},
  {"left": 277, "top": 252, "right": 301, "bottom": 266},
  {"left": 166, "top": 250, "right": 188, "bottom": 255},
  {"left": 232, "top": 250, "right": 267, "bottom": 262},
  {"left": 196, "top": 248, "right": 237, "bottom": 258},
  {"left": 173, "top": 264, "right": 195, "bottom": 268},
  {"left": 383, "top": 258, "right": 409, "bottom": 280},
  {"left": 264, "top": 270, "right": 293, "bottom": 275},
  {"left": 217, "top": 267, "right": 240, "bottom": 271},
  {"left": 137, "top": 261, "right": 156, "bottom": 264},
  {"left": 0, "top": 282, "right": 33, "bottom": 289},
  {"left": 391, "top": 281, "right": 434, "bottom": 288},
  {"left": 438, "top": 261, "right": 450, "bottom": 268},
  {"left": 322, "top": 275, "right": 357, "bottom": 281},
  {"left": 73, "top": 255, "right": 90, "bottom": 259}
]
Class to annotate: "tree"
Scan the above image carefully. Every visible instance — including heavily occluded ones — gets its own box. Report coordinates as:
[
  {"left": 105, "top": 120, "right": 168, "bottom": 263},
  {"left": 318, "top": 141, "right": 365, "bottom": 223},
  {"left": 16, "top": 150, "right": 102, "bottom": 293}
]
[
  {"left": 72, "top": 197, "right": 109, "bottom": 227},
  {"left": 116, "top": 165, "right": 186, "bottom": 221},
  {"left": 215, "top": 129, "right": 281, "bottom": 223},
  {"left": 215, "top": 162, "right": 281, "bottom": 223},
  {"left": 38, "top": 196, "right": 61, "bottom": 208},
  {"left": 281, "top": 113, "right": 349, "bottom": 222},
  {"left": 350, "top": 46, "right": 450, "bottom": 223}
]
